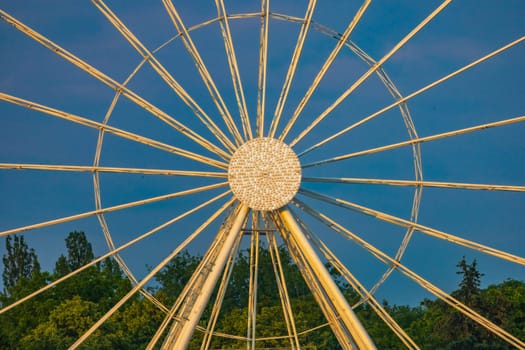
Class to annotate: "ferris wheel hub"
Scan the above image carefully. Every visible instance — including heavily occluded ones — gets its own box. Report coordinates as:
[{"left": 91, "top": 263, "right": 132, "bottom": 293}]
[{"left": 228, "top": 137, "right": 301, "bottom": 211}]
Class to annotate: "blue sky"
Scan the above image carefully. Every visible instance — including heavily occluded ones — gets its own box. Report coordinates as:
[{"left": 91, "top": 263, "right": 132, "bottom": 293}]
[{"left": 1, "top": 0, "right": 524, "bottom": 308}]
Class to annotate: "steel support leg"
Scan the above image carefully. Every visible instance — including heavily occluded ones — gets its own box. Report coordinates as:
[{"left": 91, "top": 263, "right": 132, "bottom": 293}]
[
  {"left": 162, "top": 205, "right": 249, "bottom": 349},
  {"left": 278, "top": 207, "right": 376, "bottom": 350}
]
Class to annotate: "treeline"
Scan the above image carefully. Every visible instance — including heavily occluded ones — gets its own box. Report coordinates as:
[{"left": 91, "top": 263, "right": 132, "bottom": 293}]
[{"left": 1, "top": 232, "right": 524, "bottom": 349}]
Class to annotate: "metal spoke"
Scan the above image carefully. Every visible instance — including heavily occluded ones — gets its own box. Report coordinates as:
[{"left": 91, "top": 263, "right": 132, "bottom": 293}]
[
  {"left": 247, "top": 212, "right": 260, "bottom": 349},
  {"left": 69, "top": 199, "right": 236, "bottom": 349},
  {"left": 146, "top": 208, "right": 239, "bottom": 349},
  {"left": 279, "top": 208, "right": 377, "bottom": 349},
  {"left": 90, "top": 90, "right": 165, "bottom": 314},
  {"left": 200, "top": 228, "right": 242, "bottom": 350},
  {"left": 278, "top": 0, "right": 371, "bottom": 142},
  {"left": 0, "top": 191, "right": 231, "bottom": 316},
  {"left": 3, "top": 2, "right": 522, "bottom": 349},
  {"left": 268, "top": 0, "right": 317, "bottom": 138},
  {"left": 299, "top": 188, "right": 525, "bottom": 266},
  {"left": 289, "top": 0, "right": 452, "bottom": 147},
  {"left": 257, "top": 0, "right": 270, "bottom": 137},
  {"left": 215, "top": 0, "right": 253, "bottom": 140},
  {"left": 0, "top": 10, "right": 230, "bottom": 159},
  {"left": 291, "top": 210, "right": 419, "bottom": 349},
  {"left": 146, "top": 220, "right": 234, "bottom": 350},
  {"left": 303, "top": 177, "right": 525, "bottom": 192},
  {"left": 0, "top": 163, "right": 227, "bottom": 178},
  {"left": 303, "top": 115, "right": 525, "bottom": 168},
  {"left": 267, "top": 230, "right": 301, "bottom": 350},
  {"left": 91, "top": 0, "right": 236, "bottom": 154},
  {"left": 0, "top": 182, "right": 228, "bottom": 237},
  {"left": 293, "top": 198, "right": 525, "bottom": 349},
  {"left": 287, "top": 14, "right": 423, "bottom": 308},
  {"left": 162, "top": 0, "right": 244, "bottom": 145},
  {"left": 0, "top": 92, "right": 228, "bottom": 169},
  {"left": 146, "top": 207, "right": 243, "bottom": 349},
  {"left": 299, "top": 36, "right": 525, "bottom": 156},
  {"left": 272, "top": 212, "right": 360, "bottom": 349},
  {"left": 161, "top": 205, "right": 249, "bottom": 349}
]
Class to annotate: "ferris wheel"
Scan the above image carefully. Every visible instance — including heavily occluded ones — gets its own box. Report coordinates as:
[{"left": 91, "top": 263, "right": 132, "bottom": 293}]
[{"left": 1, "top": 0, "right": 524, "bottom": 349}]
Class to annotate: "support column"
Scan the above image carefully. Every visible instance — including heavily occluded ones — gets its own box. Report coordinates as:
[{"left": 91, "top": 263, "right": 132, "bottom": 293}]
[
  {"left": 162, "top": 205, "right": 249, "bottom": 349},
  {"left": 278, "top": 208, "right": 376, "bottom": 350}
]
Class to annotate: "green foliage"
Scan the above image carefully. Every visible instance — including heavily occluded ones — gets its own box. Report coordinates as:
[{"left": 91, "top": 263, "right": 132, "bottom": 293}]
[
  {"left": 113, "top": 297, "right": 165, "bottom": 348},
  {"left": 219, "top": 245, "right": 310, "bottom": 314},
  {"left": 481, "top": 279, "right": 525, "bottom": 341},
  {"left": 1, "top": 234, "right": 524, "bottom": 349},
  {"left": 54, "top": 254, "right": 69, "bottom": 277},
  {"left": 65, "top": 231, "right": 94, "bottom": 271},
  {"left": 455, "top": 256, "right": 484, "bottom": 305},
  {"left": 2, "top": 234, "right": 40, "bottom": 292},
  {"left": 20, "top": 296, "right": 102, "bottom": 349},
  {"left": 409, "top": 258, "right": 525, "bottom": 349},
  {"left": 153, "top": 250, "right": 201, "bottom": 305},
  {"left": 0, "top": 271, "right": 55, "bottom": 349},
  {"left": 1, "top": 232, "right": 133, "bottom": 349}
]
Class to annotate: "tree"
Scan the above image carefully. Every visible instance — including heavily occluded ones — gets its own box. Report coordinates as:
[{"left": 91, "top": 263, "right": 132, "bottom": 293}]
[
  {"left": 54, "top": 254, "right": 69, "bottom": 277},
  {"left": 443, "top": 257, "right": 485, "bottom": 344},
  {"left": 1, "top": 236, "right": 52, "bottom": 349},
  {"left": 53, "top": 231, "right": 95, "bottom": 278},
  {"left": 52, "top": 233, "right": 131, "bottom": 306},
  {"left": 50, "top": 231, "right": 97, "bottom": 301},
  {"left": 408, "top": 257, "right": 523, "bottom": 349},
  {"left": 454, "top": 256, "right": 484, "bottom": 305},
  {"left": 2, "top": 241, "right": 524, "bottom": 349},
  {"left": 114, "top": 296, "right": 165, "bottom": 349},
  {"left": 65, "top": 231, "right": 94, "bottom": 271},
  {"left": 19, "top": 295, "right": 123, "bottom": 349},
  {"left": 154, "top": 250, "right": 201, "bottom": 304},
  {"left": 480, "top": 279, "right": 525, "bottom": 344},
  {"left": 2, "top": 235, "right": 40, "bottom": 293},
  {"left": 410, "top": 258, "right": 485, "bottom": 348}
]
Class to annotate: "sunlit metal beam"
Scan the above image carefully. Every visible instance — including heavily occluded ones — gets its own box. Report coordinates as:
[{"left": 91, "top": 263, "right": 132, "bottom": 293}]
[
  {"left": 0, "top": 192, "right": 231, "bottom": 316},
  {"left": 303, "top": 177, "right": 525, "bottom": 192},
  {"left": 91, "top": 0, "right": 236, "bottom": 154},
  {"left": 0, "top": 163, "right": 227, "bottom": 178},
  {"left": 289, "top": 0, "right": 452, "bottom": 147},
  {"left": 200, "top": 227, "right": 243, "bottom": 350},
  {"left": 162, "top": 0, "right": 244, "bottom": 145},
  {"left": 256, "top": 0, "right": 270, "bottom": 137},
  {"left": 291, "top": 211, "right": 419, "bottom": 349},
  {"left": 299, "top": 188, "right": 525, "bottom": 266},
  {"left": 215, "top": 0, "right": 253, "bottom": 140},
  {"left": 293, "top": 198, "right": 525, "bottom": 349},
  {"left": 268, "top": 0, "right": 317, "bottom": 138},
  {"left": 162, "top": 205, "right": 249, "bottom": 349},
  {"left": 278, "top": 0, "right": 371, "bottom": 142},
  {"left": 299, "top": 35, "right": 525, "bottom": 156},
  {"left": 0, "top": 182, "right": 228, "bottom": 237},
  {"left": 278, "top": 207, "right": 377, "bottom": 349},
  {"left": 267, "top": 231, "right": 301, "bottom": 349},
  {"left": 0, "top": 10, "right": 230, "bottom": 159},
  {"left": 0, "top": 92, "right": 228, "bottom": 169},
  {"left": 69, "top": 198, "right": 236, "bottom": 349},
  {"left": 302, "top": 114, "right": 525, "bottom": 169}
]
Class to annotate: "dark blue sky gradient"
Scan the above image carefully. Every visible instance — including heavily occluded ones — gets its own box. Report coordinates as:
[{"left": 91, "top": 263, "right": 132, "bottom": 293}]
[{"left": 1, "top": 0, "right": 524, "bottom": 306}]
